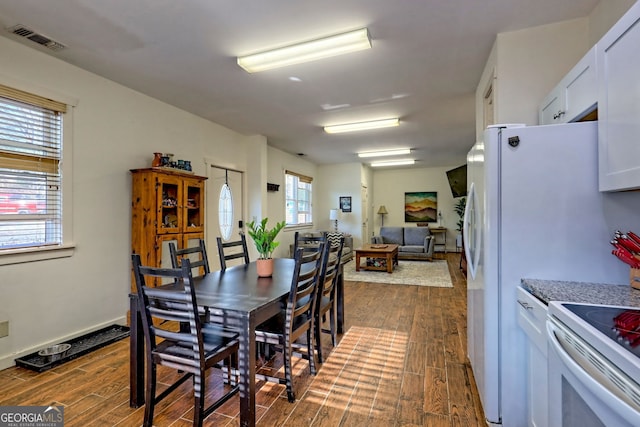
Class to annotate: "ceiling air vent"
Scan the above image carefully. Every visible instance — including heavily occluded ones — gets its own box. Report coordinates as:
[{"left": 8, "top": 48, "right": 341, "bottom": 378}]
[{"left": 7, "top": 25, "right": 66, "bottom": 52}]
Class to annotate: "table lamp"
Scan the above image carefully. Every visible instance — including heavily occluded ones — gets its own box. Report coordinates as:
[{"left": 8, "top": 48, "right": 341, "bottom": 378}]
[
  {"left": 377, "top": 205, "right": 388, "bottom": 226},
  {"left": 329, "top": 209, "right": 339, "bottom": 231}
]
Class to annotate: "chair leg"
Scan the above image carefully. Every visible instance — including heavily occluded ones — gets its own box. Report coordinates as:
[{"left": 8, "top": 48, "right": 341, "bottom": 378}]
[
  {"left": 193, "top": 373, "right": 205, "bottom": 427},
  {"left": 315, "top": 315, "right": 324, "bottom": 364},
  {"left": 143, "top": 363, "right": 157, "bottom": 427},
  {"left": 283, "top": 337, "right": 295, "bottom": 403},
  {"left": 329, "top": 304, "right": 337, "bottom": 346},
  {"left": 307, "top": 327, "right": 317, "bottom": 376}
]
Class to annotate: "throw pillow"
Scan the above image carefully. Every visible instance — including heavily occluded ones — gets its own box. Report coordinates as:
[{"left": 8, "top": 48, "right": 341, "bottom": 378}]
[{"left": 326, "top": 232, "right": 343, "bottom": 248}]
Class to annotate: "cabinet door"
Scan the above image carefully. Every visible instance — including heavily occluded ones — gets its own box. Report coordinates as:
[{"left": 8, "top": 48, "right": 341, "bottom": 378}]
[
  {"left": 562, "top": 46, "right": 596, "bottom": 123},
  {"left": 182, "top": 178, "right": 205, "bottom": 234},
  {"left": 156, "top": 234, "right": 180, "bottom": 285},
  {"left": 156, "top": 174, "right": 182, "bottom": 234},
  {"left": 538, "top": 47, "right": 597, "bottom": 125},
  {"left": 598, "top": 1, "right": 640, "bottom": 191},
  {"left": 517, "top": 287, "right": 549, "bottom": 427},
  {"left": 539, "top": 87, "right": 564, "bottom": 125}
]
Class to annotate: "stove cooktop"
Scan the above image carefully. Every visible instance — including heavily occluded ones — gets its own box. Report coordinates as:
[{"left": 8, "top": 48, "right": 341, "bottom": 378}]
[{"left": 562, "top": 303, "right": 640, "bottom": 361}]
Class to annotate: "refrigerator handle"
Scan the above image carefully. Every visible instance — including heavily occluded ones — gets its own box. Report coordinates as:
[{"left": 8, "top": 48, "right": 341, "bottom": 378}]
[{"left": 464, "top": 182, "right": 481, "bottom": 279}]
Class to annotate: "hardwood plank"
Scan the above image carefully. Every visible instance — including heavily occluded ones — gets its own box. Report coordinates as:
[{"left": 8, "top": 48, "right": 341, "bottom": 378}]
[{"left": 424, "top": 366, "right": 449, "bottom": 416}]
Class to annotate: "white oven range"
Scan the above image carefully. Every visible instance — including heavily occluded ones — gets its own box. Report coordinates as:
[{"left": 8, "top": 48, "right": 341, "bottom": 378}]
[{"left": 547, "top": 301, "right": 640, "bottom": 427}]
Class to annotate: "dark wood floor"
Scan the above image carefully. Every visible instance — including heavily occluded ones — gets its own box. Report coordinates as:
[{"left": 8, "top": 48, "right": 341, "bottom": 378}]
[{"left": 0, "top": 253, "right": 485, "bottom": 426}]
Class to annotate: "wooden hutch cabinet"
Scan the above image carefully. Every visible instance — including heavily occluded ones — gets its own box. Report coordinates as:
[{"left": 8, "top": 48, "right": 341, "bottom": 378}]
[{"left": 130, "top": 168, "right": 207, "bottom": 289}]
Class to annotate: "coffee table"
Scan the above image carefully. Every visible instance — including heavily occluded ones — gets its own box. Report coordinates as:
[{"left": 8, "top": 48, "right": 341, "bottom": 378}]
[{"left": 355, "top": 244, "right": 399, "bottom": 273}]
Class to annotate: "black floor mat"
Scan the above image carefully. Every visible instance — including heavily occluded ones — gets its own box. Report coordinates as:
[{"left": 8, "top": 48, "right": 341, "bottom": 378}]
[{"left": 15, "top": 324, "right": 130, "bottom": 372}]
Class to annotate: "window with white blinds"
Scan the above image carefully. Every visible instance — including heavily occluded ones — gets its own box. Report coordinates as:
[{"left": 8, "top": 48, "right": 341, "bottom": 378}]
[
  {"left": 0, "top": 85, "right": 65, "bottom": 250},
  {"left": 285, "top": 170, "right": 313, "bottom": 226}
]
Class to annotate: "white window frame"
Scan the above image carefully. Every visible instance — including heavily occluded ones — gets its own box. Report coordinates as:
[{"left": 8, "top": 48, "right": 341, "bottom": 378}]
[
  {"left": 285, "top": 170, "right": 313, "bottom": 227},
  {"left": 0, "top": 76, "right": 76, "bottom": 265}
]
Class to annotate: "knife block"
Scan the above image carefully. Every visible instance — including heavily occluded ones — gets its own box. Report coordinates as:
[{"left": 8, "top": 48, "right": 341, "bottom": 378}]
[{"left": 630, "top": 268, "right": 640, "bottom": 290}]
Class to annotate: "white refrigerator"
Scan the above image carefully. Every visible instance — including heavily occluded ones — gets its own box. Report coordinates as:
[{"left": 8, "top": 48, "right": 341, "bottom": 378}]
[{"left": 463, "top": 121, "right": 628, "bottom": 426}]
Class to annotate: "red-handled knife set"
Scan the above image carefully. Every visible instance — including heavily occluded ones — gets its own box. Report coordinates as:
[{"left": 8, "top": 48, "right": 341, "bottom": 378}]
[
  {"left": 611, "top": 231, "right": 640, "bottom": 289},
  {"left": 611, "top": 230, "right": 640, "bottom": 268}
]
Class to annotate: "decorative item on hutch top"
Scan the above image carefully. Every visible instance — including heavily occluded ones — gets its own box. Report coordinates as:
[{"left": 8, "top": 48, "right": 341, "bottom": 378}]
[
  {"left": 247, "top": 218, "right": 286, "bottom": 277},
  {"left": 151, "top": 152, "right": 193, "bottom": 173}
]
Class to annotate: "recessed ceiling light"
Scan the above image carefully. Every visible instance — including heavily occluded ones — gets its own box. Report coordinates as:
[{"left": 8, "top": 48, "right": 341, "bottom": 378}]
[
  {"left": 237, "top": 28, "right": 371, "bottom": 73},
  {"left": 358, "top": 149, "right": 411, "bottom": 158},
  {"left": 370, "top": 159, "right": 415, "bottom": 167},
  {"left": 289, "top": 76, "right": 302, "bottom": 82},
  {"left": 324, "top": 118, "right": 399, "bottom": 134},
  {"left": 321, "top": 103, "right": 351, "bottom": 111},
  {"left": 370, "top": 93, "right": 411, "bottom": 103}
]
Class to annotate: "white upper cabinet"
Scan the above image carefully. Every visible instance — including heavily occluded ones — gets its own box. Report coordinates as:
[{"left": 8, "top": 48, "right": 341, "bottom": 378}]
[
  {"left": 539, "top": 46, "right": 597, "bottom": 125},
  {"left": 597, "top": 1, "right": 640, "bottom": 192}
]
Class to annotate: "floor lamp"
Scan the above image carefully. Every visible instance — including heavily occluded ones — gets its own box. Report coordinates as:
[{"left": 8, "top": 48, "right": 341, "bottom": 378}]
[
  {"left": 329, "top": 209, "right": 339, "bottom": 231},
  {"left": 377, "top": 205, "right": 388, "bottom": 227}
]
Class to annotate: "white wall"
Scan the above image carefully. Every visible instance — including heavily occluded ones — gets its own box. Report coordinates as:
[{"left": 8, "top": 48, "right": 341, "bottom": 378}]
[
  {"left": 372, "top": 166, "right": 463, "bottom": 251},
  {"left": 0, "top": 36, "right": 262, "bottom": 368},
  {"left": 317, "top": 163, "right": 363, "bottom": 246}
]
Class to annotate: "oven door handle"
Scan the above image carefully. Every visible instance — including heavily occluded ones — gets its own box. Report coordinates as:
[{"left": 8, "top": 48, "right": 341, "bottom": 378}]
[{"left": 546, "top": 320, "right": 640, "bottom": 417}]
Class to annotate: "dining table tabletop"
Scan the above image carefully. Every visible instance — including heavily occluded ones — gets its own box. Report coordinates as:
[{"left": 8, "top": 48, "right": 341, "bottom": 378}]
[{"left": 129, "top": 257, "right": 345, "bottom": 427}]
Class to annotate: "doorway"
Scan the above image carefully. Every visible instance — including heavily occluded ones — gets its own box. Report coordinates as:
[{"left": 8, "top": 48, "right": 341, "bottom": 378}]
[{"left": 361, "top": 185, "right": 369, "bottom": 245}]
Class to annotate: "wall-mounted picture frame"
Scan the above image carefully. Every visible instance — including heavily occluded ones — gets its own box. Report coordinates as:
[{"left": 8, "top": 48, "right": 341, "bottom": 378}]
[
  {"left": 339, "top": 196, "right": 352, "bottom": 212},
  {"left": 405, "top": 191, "right": 437, "bottom": 222}
]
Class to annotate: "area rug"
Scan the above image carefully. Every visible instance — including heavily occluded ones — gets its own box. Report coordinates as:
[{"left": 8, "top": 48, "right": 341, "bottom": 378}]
[{"left": 343, "top": 260, "right": 453, "bottom": 287}]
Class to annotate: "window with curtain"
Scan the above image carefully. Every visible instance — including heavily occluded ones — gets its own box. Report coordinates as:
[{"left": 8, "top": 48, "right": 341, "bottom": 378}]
[
  {"left": 285, "top": 170, "right": 313, "bottom": 226},
  {"left": 0, "top": 84, "right": 65, "bottom": 250}
]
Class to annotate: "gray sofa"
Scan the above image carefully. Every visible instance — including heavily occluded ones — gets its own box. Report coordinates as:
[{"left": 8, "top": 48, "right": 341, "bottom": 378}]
[
  {"left": 371, "top": 226, "right": 434, "bottom": 261},
  {"left": 289, "top": 231, "right": 353, "bottom": 264}
]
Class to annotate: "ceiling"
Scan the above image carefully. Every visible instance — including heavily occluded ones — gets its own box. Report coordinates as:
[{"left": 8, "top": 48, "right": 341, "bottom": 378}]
[{"left": 0, "top": 0, "right": 599, "bottom": 168}]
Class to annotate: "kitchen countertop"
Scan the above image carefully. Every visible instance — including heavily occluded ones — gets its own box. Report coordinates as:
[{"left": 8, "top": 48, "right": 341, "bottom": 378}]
[{"left": 521, "top": 278, "right": 640, "bottom": 308}]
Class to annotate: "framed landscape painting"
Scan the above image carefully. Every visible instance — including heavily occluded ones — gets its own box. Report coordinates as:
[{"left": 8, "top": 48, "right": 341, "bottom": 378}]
[{"left": 404, "top": 191, "right": 437, "bottom": 222}]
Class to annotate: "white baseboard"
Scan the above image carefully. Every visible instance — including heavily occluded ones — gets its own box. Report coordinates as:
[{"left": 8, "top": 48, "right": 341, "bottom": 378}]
[{"left": 0, "top": 316, "right": 127, "bottom": 371}]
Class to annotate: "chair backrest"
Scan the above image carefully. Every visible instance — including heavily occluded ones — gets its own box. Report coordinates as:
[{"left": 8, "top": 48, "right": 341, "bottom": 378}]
[
  {"left": 131, "top": 253, "right": 205, "bottom": 374},
  {"left": 288, "top": 244, "right": 325, "bottom": 343},
  {"left": 169, "top": 239, "right": 210, "bottom": 277},
  {"left": 317, "top": 235, "right": 344, "bottom": 306},
  {"left": 294, "top": 231, "right": 327, "bottom": 252},
  {"left": 216, "top": 232, "right": 250, "bottom": 270}
]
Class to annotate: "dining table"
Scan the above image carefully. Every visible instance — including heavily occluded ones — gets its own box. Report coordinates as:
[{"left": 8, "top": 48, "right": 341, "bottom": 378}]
[{"left": 129, "top": 257, "right": 345, "bottom": 427}]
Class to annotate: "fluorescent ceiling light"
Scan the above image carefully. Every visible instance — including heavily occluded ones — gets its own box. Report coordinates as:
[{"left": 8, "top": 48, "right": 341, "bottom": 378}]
[
  {"left": 358, "top": 148, "right": 411, "bottom": 158},
  {"left": 237, "top": 28, "right": 371, "bottom": 73},
  {"left": 370, "top": 159, "right": 415, "bottom": 167},
  {"left": 324, "top": 118, "right": 399, "bottom": 134}
]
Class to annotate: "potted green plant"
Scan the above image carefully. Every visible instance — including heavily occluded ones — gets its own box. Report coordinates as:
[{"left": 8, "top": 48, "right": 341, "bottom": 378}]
[
  {"left": 453, "top": 197, "right": 466, "bottom": 248},
  {"left": 247, "top": 217, "right": 286, "bottom": 277}
]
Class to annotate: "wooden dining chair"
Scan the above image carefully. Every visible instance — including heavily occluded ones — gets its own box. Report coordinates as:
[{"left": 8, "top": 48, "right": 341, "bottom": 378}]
[
  {"left": 314, "top": 234, "right": 344, "bottom": 363},
  {"left": 293, "top": 231, "right": 327, "bottom": 253},
  {"left": 169, "top": 239, "right": 210, "bottom": 277},
  {"left": 254, "top": 243, "right": 326, "bottom": 402},
  {"left": 131, "top": 254, "right": 239, "bottom": 427},
  {"left": 216, "top": 232, "right": 250, "bottom": 270}
]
